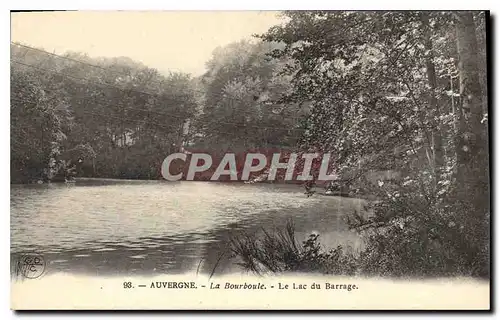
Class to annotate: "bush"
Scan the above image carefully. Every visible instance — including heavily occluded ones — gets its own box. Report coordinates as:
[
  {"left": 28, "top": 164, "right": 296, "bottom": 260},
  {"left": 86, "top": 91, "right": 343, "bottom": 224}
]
[
  {"left": 231, "top": 186, "right": 489, "bottom": 279},
  {"left": 230, "top": 220, "right": 357, "bottom": 276}
]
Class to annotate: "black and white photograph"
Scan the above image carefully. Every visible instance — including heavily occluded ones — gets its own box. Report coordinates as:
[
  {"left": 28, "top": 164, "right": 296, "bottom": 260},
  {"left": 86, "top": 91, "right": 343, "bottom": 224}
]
[{"left": 9, "top": 10, "right": 491, "bottom": 310}]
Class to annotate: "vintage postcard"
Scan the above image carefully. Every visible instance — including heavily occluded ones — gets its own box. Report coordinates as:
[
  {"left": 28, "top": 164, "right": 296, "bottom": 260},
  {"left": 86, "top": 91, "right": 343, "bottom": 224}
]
[{"left": 10, "top": 10, "right": 490, "bottom": 310}]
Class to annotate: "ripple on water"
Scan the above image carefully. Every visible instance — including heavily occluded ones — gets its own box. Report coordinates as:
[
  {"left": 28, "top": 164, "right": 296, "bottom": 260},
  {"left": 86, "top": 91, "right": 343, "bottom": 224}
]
[
  {"left": 11, "top": 182, "right": 361, "bottom": 275},
  {"left": 92, "top": 248, "right": 117, "bottom": 252},
  {"left": 129, "top": 255, "right": 147, "bottom": 259},
  {"left": 188, "top": 239, "right": 217, "bottom": 244}
]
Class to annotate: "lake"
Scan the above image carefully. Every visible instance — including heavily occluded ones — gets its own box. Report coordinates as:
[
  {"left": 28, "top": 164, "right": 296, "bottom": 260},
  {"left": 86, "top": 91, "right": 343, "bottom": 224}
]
[{"left": 11, "top": 180, "right": 366, "bottom": 277}]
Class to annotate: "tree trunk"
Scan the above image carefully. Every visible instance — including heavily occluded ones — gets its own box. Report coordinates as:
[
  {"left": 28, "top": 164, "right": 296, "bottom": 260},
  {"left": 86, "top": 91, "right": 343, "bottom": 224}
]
[
  {"left": 454, "top": 11, "right": 489, "bottom": 275},
  {"left": 455, "top": 11, "right": 489, "bottom": 204},
  {"left": 421, "top": 13, "right": 444, "bottom": 186}
]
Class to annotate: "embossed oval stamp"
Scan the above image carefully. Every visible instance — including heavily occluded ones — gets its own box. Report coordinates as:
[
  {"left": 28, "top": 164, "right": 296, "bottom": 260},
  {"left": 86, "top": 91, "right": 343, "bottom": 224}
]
[{"left": 17, "top": 253, "right": 46, "bottom": 279}]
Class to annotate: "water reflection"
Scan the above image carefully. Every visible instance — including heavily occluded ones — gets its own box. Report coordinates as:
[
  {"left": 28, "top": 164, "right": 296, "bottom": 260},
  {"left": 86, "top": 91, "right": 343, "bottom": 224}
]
[{"left": 11, "top": 180, "right": 365, "bottom": 277}]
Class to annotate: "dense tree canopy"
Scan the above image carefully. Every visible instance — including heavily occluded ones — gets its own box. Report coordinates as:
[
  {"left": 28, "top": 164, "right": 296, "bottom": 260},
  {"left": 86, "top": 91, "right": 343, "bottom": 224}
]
[
  {"left": 257, "top": 11, "right": 489, "bottom": 277},
  {"left": 11, "top": 43, "right": 197, "bottom": 182},
  {"left": 193, "top": 40, "right": 306, "bottom": 152}
]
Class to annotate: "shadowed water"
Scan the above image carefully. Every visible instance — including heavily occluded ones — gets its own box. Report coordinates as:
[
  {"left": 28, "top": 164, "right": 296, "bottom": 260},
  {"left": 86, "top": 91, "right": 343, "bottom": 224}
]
[{"left": 11, "top": 180, "right": 366, "bottom": 277}]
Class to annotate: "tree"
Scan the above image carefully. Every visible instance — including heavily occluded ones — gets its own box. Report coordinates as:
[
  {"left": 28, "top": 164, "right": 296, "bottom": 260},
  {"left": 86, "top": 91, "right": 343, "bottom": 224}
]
[
  {"left": 193, "top": 40, "right": 305, "bottom": 153},
  {"left": 453, "top": 11, "right": 489, "bottom": 271},
  {"left": 11, "top": 64, "right": 71, "bottom": 182},
  {"left": 258, "top": 11, "right": 489, "bottom": 277},
  {"left": 11, "top": 43, "right": 199, "bottom": 181}
]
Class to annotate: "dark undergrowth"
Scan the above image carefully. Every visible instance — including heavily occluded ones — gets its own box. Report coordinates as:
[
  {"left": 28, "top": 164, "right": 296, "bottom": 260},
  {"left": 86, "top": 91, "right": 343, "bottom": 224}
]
[
  {"left": 230, "top": 220, "right": 357, "bottom": 276},
  {"left": 231, "top": 215, "right": 489, "bottom": 279}
]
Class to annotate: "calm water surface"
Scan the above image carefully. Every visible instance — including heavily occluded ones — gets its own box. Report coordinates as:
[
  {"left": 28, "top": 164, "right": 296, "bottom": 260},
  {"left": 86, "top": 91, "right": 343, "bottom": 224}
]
[{"left": 11, "top": 180, "right": 365, "bottom": 277}]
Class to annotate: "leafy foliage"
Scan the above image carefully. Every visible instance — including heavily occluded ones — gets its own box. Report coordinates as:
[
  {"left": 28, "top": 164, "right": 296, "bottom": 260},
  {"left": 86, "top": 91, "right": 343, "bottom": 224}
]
[
  {"left": 192, "top": 40, "right": 306, "bottom": 152},
  {"left": 11, "top": 44, "right": 197, "bottom": 182},
  {"left": 230, "top": 11, "right": 490, "bottom": 278}
]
